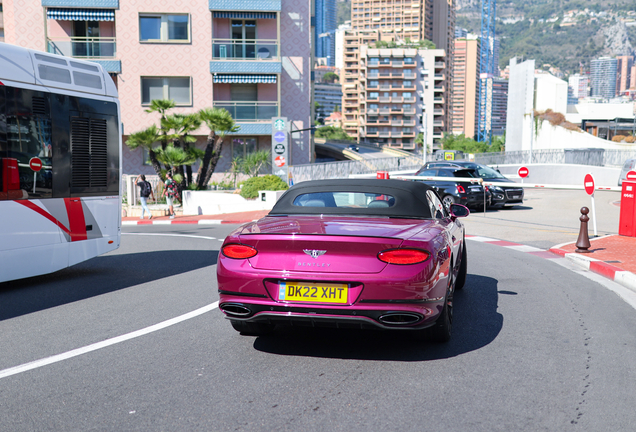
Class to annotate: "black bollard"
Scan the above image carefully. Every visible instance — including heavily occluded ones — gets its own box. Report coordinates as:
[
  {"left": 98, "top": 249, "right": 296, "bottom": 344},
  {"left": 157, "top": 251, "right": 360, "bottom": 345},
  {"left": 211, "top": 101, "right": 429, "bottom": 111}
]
[{"left": 575, "top": 207, "right": 592, "bottom": 253}]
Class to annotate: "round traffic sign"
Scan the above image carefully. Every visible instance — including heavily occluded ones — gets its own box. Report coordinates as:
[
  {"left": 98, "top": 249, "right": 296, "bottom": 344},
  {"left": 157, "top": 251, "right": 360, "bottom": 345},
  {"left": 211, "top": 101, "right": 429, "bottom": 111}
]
[
  {"left": 274, "top": 156, "right": 286, "bottom": 167},
  {"left": 584, "top": 173, "right": 595, "bottom": 195},
  {"left": 626, "top": 170, "right": 636, "bottom": 181},
  {"left": 274, "top": 131, "right": 286, "bottom": 143},
  {"left": 29, "top": 157, "right": 43, "bottom": 172},
  {"left": 518, "top": 166, "right": 529, "bottom": 178}
]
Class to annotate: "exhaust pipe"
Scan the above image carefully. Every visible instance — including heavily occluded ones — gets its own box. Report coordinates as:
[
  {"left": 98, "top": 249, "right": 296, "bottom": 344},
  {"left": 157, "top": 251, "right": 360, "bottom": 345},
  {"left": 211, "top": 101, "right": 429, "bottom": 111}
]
[
  {"left": 220, "top": 303, "right": 252, "bottom": 317},
  {"left": 378, "top": 312, "right": 423, "bottom": 325}
]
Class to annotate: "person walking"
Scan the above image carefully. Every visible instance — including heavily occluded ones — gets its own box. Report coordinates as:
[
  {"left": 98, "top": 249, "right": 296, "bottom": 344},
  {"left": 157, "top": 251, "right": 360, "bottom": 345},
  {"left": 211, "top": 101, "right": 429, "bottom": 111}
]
[
  {"left": 135, "top": 174, "right": 154, "bottom": 220},
  {"left": 163, "top": 172, "right": 178, "bottom": 219}
]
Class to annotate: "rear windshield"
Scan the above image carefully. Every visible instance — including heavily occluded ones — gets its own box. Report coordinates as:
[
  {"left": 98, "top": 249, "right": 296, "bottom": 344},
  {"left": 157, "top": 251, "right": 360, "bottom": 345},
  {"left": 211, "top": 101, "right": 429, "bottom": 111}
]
[
  {"left": 293, "top": 192, "right": 395, "bottom": 209},
  {"left": 452, "top": 170, "right": 478, "bottom": 178}
]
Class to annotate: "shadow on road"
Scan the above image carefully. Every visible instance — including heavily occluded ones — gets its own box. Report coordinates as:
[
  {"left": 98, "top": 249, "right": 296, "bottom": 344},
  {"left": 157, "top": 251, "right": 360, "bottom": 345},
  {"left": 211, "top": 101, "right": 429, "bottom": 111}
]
[
  {"left": 0, "top": 250, "right": 218, "bottom": 321},
  {"left": 252, "top": 274, "right": 503, "bottom": 361}
]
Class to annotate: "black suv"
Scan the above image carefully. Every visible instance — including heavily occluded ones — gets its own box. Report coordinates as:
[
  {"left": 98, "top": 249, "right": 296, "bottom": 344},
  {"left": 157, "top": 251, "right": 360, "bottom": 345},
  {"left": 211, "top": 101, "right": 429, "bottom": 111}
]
[
  {"left": 414, "top": 167, "right": 490, "bottom": 210},
  {"left": 418, "top": 161, "right": 524, "bottom": 207}
]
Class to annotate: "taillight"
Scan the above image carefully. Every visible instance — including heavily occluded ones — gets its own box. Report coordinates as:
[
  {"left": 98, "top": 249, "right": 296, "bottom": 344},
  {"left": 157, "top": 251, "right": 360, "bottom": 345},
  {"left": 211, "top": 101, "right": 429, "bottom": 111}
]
[
  {"left": 378, "top": 248, "right": 430, "bottom": 265},
  {"left": 457, "top": 185, "right": 466, "bottom": 194},
  {"left": 222, "top": 244, "right": 258, "bottom": 259}
]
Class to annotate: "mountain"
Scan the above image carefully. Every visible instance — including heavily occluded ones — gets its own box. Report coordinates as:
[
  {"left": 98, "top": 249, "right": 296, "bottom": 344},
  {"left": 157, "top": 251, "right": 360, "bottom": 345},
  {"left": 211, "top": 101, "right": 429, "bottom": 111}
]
[{"left": 456, "top": 0, "right": 636, "bottom": 75}]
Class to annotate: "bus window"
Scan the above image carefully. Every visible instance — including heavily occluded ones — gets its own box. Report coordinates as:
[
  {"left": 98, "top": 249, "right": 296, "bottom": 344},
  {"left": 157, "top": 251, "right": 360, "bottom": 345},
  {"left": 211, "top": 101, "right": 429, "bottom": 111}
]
[{"left": 3, "top": 88, "right": 53, "bottom": 199}]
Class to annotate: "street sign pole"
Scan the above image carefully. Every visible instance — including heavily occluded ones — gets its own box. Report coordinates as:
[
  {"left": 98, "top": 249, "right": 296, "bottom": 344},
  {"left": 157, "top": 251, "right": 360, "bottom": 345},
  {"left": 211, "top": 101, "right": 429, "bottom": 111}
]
[
  {"left": 584, "top": 173, "right": 597, "bottom": 237},
  {"left": 271, "top": 117, "right": 289, "bottom": 183}
]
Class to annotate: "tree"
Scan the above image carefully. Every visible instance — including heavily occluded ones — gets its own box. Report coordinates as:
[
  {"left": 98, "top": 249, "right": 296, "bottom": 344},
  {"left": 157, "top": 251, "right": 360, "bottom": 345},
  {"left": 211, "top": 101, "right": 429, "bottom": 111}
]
[
  {"left": 197, "top": 107, "right": 240, "bottom": 189},
  {"left": 315, "top": 126, "right": 353, "bottom": 141},
  {"left": 144, "top": 99, "right": 176, "bottom": 155},
  {"left": 322, "top": 72, "right": 339, "bottom": 83},
  {"left": 162, "top": 113, "right": 202, "bottom": 188},
  {"left": 125, "top": 125, "right": 163, "bottom": 177},
  {"left": 154, "top": 145, "right": 197, "bottom": 184},
  {"left": 241, "top": 150, "right": 271, "bottom": 178}
]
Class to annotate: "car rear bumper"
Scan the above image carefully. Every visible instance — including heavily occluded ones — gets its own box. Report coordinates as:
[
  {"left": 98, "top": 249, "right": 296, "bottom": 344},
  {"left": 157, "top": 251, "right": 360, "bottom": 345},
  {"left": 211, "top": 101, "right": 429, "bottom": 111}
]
[{"left": 219, "top": 296, "right": 443, "bottom": 330}]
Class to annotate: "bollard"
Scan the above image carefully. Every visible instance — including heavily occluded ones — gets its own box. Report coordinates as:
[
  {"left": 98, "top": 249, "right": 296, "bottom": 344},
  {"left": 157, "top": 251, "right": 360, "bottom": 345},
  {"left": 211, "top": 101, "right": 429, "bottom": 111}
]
[{"left": 575, "top": 207, "right": 592, "bottom": 253}]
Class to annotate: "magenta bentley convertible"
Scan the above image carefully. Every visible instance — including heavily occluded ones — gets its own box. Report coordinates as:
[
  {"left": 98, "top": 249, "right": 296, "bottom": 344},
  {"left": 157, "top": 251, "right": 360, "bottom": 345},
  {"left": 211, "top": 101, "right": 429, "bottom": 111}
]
[{"left": 217, "top": 179, "right": 469, "bottom": 342}]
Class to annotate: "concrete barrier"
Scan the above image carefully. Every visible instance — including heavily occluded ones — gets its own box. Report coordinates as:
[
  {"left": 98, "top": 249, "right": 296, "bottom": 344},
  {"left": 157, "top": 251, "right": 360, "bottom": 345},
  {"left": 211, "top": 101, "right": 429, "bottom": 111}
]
[{"left": 181, "top": 190, "right": 284, "bottom": 215}]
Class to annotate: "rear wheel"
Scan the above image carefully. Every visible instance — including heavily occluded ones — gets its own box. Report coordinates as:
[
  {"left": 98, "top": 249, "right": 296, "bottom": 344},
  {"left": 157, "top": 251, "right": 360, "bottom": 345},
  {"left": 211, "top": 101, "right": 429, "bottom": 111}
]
[
  {"left": 455, "top": 241, "right": 467, "bottom": 291},
  {"left": 425, "top": 298, "right": 452, "bottom": 343},
  {"left": 230, "top": 321, "right": 275, "bottom": 336},
  {"left": 442, "top": 195, "right": 456, "bottom": 207}
]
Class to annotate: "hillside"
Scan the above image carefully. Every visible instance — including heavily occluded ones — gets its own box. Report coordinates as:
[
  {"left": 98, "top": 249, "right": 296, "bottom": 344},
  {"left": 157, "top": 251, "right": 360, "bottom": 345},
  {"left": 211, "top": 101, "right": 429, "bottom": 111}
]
[
  {"left": 456, "top": 0, "right": 636, "bottom": 75},
  {"left": 337, "top": 0, "right": 636, "bottom": 76}
]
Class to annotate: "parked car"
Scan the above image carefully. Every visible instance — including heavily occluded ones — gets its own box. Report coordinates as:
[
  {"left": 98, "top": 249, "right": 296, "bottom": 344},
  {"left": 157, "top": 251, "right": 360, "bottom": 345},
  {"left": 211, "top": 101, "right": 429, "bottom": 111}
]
[
  {"left": 217, "top": 179, "right": 469, "bottom": 342},
  {"left": 618, "top": 159, "right": 636, "bottom": 186},
  {"left": 414, "top": 167, "right": 491, "bottom": 210},
  {"left": 417, "top": 161, "right": 524, "bottom": 207}
]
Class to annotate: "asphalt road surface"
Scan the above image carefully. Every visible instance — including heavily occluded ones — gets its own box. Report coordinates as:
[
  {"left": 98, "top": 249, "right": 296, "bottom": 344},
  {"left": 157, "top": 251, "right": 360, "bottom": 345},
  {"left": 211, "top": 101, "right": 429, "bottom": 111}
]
[{"left": 1, "top": 190, "right": 634, "bottom": 431}]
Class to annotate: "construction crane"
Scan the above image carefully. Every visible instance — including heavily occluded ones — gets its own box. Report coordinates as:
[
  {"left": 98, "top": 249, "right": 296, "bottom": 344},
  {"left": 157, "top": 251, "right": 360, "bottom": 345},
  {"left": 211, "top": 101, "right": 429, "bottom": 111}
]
[{"left": 476, "top": 0, "right": 496, "bottom": 143}]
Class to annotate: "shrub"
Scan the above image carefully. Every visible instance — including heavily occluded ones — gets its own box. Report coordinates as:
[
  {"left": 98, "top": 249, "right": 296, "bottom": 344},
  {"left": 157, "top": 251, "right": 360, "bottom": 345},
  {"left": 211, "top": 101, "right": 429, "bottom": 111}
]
[
  {"left": 239, "top": 175, "right": 289, "bottom": 199},
  {"left": 612, "top": 135, "right": 627, "bottom": 142},
  {"left": 625, "top": 136, "right": 636, "bottom": 143}
]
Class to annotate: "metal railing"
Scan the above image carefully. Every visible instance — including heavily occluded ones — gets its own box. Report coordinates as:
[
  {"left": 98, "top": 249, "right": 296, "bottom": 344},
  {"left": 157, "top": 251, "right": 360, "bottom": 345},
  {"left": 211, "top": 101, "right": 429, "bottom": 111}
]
[
  {"left": 213, "top": 101, "right": 278, "bottom": 121},
  {"left": 290, "top": 155, "right": 422, "bottom": 183},
  {"left": 212, "top": 39, "right": 278, "bottom": 60},
  {"left": 473, "top": 149, "right": 636, "bottom": 167},
  {"left": 47, "top": 37, "right": 116, "bottom": 58}
]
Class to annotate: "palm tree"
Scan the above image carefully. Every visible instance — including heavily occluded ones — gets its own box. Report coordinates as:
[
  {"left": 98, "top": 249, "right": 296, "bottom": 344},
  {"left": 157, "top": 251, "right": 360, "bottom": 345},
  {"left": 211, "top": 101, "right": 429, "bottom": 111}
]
[
  {"left": 154, "top": 145, "right": 197, "bottom": 198},
  {"left": 197, "top": 107, "right": 239, "bottom": 189},
  {"left": 241, "top": 150, "right": 271, "bottom": 178},
  {"left": 145, "top": 99, "right": 176, "bottom": 152},
  {"left": 162, "top": 113, "right": 202, "bottom": 187},
  {"left": 125, "top": 125, "right": 162, "bottom": 176}
]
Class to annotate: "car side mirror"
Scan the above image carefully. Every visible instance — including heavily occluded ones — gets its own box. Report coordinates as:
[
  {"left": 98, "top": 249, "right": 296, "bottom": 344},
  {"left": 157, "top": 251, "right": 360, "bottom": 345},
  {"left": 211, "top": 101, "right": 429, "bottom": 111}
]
[{"left": 449, "top": 203, "right": 469, "bottom": 219}]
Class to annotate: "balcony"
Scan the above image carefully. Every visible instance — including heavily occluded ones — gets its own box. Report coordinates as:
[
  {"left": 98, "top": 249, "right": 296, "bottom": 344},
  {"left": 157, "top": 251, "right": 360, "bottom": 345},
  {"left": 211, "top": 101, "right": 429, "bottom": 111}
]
[
  {"left": 403, "top": 108, "right": 416, "bottom": 115},
  {"left": 378, "top": 131, "right": 391, "bottom": 138},
  {"left": 433, "top": 97, "right": 444, "bottom": 103},
  {"left": 379, "top": 96, "right": 391, "bottom": 103},
  {"left": 433, "top": 86, "right": 445, "bottom": 93},
  {"left": 403, "top": 120, "right": 416, "bottom": 127},
  {"left": 213, "top": 101, "right": 278, "bottom": 121},
  {"left": 403, "top": 97, "right": 416, "bottom": 103},
  {"left": 433, "top": 121, "right": 444, "bottom": 127},
  {"left": 434, "top": 74, "right": 445, "bottom": 80},
  {"left": 212, "top": 39, "right": 279, "bottom": 61},
  {"left": 47, "top": 37, "right": 116, "bottom": 59},
  {"left": 434, "top": 109, "right": 444, "bottom": 115},
  {"left": 434, "top": 62, "right": 445, "bottom": 68},
  {"left": 392, "top": 96, "right": 403, "bottom": 103}
]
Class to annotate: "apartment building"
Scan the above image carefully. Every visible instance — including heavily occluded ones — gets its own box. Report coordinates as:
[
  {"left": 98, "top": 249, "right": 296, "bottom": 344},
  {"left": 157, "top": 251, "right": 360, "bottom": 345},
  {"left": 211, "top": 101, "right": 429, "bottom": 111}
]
[
  {"left": 482, "top": 75, "right": 507, "bottom": 137},
  {"left": 451, "top": 37, "right": 479, "bottom": 138},
  {"left": 590, "top": 57, "right": 618, "bottom": 100},
  {"left": 315, "top": 82, "right": 343, "bottom": 121},
  {"left": 616, "top": 55, "right": 633, "bottom": 96},
  {"left": 2, "top": 0, "right": 311, "bottom": 175},
  {"left": 568, "top": 74, "right": 590, "bottom": 101}
]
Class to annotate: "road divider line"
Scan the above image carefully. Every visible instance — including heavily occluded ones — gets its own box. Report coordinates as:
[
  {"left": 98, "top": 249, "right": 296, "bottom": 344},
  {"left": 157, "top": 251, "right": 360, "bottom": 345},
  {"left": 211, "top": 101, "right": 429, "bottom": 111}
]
[{"left": 0, "top": 302, "right": 219, "bottom": 380}]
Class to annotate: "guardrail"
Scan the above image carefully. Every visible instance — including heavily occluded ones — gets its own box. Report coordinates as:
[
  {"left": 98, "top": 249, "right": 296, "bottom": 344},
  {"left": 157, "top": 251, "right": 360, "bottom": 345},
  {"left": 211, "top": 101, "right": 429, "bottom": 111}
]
[
  {"left": 474, "top": 149, "right": 636, "bottom": 167},
  {"left": 290, "top": 156, "right": 421, "bottom": 183}
]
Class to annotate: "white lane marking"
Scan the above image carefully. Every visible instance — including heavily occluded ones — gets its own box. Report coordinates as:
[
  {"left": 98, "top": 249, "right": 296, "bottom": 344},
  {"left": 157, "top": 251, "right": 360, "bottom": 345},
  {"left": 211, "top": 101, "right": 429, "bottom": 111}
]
[
  {"left": 0, "top": 302, "right": 219, "bottom": 380},
  {"left": 505, "top": 245, "right": 544, "bottom": 253},
  {"left": 466, "top": 236, "right": 498, "bottom": 242},
  {"left": 123, "top": 233, "right": 218, "bottom": 240}
]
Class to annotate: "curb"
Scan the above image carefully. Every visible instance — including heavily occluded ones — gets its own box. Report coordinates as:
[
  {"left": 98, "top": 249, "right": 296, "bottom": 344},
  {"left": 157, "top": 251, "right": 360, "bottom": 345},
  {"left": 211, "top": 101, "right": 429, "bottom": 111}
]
[{"left": 549, "top": 246, "right": 636, "bottom": 293}]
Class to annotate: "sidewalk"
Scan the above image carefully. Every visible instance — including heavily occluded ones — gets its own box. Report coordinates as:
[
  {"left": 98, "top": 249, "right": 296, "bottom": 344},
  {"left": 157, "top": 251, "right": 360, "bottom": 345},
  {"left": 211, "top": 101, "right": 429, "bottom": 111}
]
[{"left": 550, "top": 235, "right": 636, "bottom": 292}]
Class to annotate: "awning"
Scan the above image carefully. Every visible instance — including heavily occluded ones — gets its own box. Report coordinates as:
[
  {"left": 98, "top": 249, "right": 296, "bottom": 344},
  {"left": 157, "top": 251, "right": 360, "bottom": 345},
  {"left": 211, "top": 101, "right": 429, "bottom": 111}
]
[
  {"left": 213, "top": 12, "right": 276, "bottom": 19},
  {"left": 214, "top": 74, "right": 277, "bottom": 84},
  {"left": 47, "top": 8, "right": 115, "bottom": 21}
]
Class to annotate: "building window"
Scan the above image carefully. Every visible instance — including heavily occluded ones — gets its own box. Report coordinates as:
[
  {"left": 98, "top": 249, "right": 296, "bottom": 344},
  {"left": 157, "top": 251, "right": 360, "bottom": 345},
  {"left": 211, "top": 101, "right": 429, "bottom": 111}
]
[
  {"left": 141, "top": 77, "right": 192, "bottom": 105},
  {"left": 232, "top": 137, "right": 257, "bottom": 160},
  {"left": 140, "top": 14, "right": 190, "bottom": 43},
  {"left": 369, "top": 92, "right": 379, "bottom": 99}
]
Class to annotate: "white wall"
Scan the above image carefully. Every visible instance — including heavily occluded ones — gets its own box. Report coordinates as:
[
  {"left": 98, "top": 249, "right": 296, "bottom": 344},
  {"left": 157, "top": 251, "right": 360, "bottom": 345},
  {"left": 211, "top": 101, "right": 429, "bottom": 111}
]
[
  {"left": 535, "top": 120, "right": 636, "bottom": 150},
  {"left": 535, "top": 73, "right": 568, "bottom": 115},
  {"left": 505, "top": 58, "right": 535, "bottom": 152}
]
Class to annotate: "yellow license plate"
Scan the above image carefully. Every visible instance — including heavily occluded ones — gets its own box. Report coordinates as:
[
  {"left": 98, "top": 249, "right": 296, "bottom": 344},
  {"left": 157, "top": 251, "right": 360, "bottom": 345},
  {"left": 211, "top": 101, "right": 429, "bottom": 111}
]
[{"left": 278, "top": 281, "right": 349, "bottom": 304}]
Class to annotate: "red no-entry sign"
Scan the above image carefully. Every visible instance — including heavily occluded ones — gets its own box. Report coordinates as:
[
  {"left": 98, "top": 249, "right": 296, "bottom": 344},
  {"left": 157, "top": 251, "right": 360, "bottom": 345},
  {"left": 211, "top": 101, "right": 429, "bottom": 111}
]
[
  {"left": 627, "top": 170, "right": 636, "bottom": 181},
  {"left": 518, "top": 166, "right": 529, "bottom": 178},
  {"left": 29, "top": 157, "right": 43, "bottom": 172},
  {"left": 584, "top": 173, "right": 595, "bottom": 195}
]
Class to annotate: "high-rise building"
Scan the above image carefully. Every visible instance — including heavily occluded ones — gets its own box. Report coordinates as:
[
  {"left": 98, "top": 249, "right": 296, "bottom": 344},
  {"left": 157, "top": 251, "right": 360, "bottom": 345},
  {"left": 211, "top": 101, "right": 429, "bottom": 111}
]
[
  {"left": 315, "top": 82, "right": 343, "bottom": 121},
  {"left": 315, "top": 0, "right": 337, "bottom": 66},
  {"left": 568, "top": 74, "right": 590, "bottom": 100},
  {"left": 344, "top": 1, "right": 455, "bottom": 149},
  {"left": 488, "top": 76, "right": 508, "bottom": 137},
  {"left": 616, "top": 55, "right": 633, "bottom": 96},
  {"left": 2, "top": 0, "right": 312, "bottom": 175},
  {"left": 590, "top": 57, "right": 618, "bottom": 99},
  {"left": 451, "top": 37, "right": 480, "bottom": 138}
]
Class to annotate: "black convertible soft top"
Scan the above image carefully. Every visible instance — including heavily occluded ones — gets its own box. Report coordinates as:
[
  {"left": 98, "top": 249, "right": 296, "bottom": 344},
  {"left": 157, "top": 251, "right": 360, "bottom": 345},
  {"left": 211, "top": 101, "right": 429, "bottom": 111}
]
[{"left": 269, "top": 179, "right": 436, "bottom": 219}]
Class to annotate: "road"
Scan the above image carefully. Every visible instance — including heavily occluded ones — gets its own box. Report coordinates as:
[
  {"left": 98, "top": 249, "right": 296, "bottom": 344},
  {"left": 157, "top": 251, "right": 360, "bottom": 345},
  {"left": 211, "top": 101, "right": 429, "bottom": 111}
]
[{"left": 0, "top": 190, "right": 634, "bottom": 431}]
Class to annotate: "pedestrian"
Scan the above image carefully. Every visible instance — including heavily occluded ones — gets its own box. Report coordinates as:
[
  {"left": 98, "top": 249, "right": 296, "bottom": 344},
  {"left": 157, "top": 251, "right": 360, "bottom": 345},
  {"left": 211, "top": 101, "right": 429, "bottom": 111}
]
[
  {"left": 135, "top": 174, "right": 154, "bottom": 220},
  {"left": 163, "top": 172, "right": 178, "bottom": 219}
]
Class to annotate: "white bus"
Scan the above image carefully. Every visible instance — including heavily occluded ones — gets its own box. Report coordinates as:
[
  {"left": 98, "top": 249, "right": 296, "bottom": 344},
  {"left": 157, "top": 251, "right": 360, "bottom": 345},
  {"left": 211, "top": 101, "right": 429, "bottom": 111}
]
[{"left": 0, "top": 42, "right": 121, "bottom": 283}]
